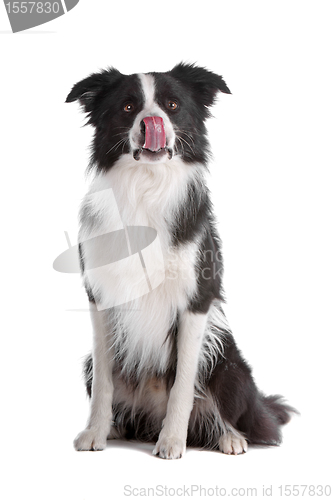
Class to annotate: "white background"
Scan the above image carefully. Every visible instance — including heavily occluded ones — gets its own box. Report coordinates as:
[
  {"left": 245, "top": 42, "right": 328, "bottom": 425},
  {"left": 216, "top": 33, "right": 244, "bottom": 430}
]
[{"left": 1, "top": 1, "right": 332, "bottom": 499}]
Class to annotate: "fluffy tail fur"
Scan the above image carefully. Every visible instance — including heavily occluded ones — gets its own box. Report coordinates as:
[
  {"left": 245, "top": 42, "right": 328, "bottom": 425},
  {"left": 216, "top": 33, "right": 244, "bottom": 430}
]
[{"left": 237, "top": 393, "right": 295, "bottom": 445}]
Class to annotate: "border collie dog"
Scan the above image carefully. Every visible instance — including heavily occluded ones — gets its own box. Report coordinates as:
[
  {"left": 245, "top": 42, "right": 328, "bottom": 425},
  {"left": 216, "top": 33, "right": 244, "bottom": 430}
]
[{"left": 66, "top": 63, "right": 294, "bottom": 459}]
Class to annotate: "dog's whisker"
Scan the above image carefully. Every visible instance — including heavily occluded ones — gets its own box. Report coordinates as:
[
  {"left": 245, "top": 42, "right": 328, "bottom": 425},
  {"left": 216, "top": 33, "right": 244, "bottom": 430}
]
[
  {"left": 106, "top": 138, "right": 127, "bottom": 155},
  {"left": 175, "top": 136, "right": 185, "bottom": 155},
  {"left": 176, "top": 135, "right": 195, "bottom": 154},
  {"left": 112, "top": 132, "right": 128, "bottom": 138},
  {"left": 122, "top": 139, "right": 129, "bottom": 154},
  {"left": 175, "top": 127, "right": 199, "bottom": 137},
  {"left": 176, "top": 130, "right": 196, "bottom": 144}
]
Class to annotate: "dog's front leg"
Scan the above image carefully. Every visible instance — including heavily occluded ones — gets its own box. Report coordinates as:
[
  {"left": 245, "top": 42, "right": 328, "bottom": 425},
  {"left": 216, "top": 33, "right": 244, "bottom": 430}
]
[
  {"left": 74, "top": 302, "right": 114, "bottom": 451},
  {"left": 153, "top": 310, "right": 207, "bottom": 459}
]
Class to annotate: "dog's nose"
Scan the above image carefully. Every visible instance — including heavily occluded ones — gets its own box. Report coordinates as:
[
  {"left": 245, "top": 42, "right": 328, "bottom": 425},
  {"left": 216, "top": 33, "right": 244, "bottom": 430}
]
[{"left": 141, "top": 116, "right": 166, "bottom": 151}]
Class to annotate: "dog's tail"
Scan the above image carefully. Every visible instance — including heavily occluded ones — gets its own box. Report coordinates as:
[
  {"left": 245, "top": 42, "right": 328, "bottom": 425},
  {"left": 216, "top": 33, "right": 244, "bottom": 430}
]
[{"left": 238, "top": 393, "right": 297, "bottom": 445}]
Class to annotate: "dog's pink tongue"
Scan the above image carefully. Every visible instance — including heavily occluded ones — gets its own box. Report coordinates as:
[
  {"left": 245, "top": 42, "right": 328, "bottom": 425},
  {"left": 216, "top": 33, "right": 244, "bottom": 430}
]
[{"left": 143, "top": 116, "right": 166, "bottom": 151}]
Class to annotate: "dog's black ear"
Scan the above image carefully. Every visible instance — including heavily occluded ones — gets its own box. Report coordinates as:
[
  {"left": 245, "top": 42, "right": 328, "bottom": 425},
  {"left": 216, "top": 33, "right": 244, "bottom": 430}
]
[
  {"left": 65, "top": 68, "right": 122, "bottom": 113},
  {"left": 169, "top": 62, "right": 231, "bottom": 108}
]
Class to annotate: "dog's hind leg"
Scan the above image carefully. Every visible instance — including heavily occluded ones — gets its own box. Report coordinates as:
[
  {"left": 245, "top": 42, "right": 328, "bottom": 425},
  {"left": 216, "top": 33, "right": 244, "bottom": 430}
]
[
  {"left": 209, "top": 333, "right": 295, "bottom": 451},
  {"left": 153, "top": 310, "right": 208, "bottom": 459},
  {"left": 74, "top": 303, "right": 114, "bottom": 451}
]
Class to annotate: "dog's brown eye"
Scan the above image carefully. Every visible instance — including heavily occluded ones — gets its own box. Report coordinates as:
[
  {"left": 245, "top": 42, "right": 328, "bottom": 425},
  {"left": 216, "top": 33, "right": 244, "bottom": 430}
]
[
  {"left": 168, "top": 101, "right": 178, "bottom": 110},
  {"left": 124, "top": 103, "right": 134, "bottom": 112}
]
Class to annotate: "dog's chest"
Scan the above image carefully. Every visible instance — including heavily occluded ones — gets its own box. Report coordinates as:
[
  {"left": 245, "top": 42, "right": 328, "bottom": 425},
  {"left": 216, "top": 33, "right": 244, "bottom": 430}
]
[{"left": 80, "top": 161, "right": 200, "bottom": 373}]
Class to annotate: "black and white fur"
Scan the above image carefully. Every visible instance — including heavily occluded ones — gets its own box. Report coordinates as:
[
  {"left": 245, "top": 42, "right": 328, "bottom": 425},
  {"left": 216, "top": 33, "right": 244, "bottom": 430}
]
[{"left": 66, "top": 63, "right": 294, "bottom": 459}]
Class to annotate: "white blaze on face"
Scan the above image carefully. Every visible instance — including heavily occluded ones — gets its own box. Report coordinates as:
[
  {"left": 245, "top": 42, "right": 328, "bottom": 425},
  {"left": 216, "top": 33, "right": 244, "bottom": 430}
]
[{"left": 139, "top": 73, "right": 155, "bottom": 108}]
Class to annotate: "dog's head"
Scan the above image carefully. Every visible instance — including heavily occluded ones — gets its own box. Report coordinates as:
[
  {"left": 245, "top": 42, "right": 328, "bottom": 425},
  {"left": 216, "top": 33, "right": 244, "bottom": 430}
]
[{"left": 66, "top": 63, "right": 231, "bottom": 172}]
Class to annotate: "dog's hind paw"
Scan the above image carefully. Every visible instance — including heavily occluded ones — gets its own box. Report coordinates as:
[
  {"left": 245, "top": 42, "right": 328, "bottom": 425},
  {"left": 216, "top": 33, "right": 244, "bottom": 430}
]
[
  {"left": 73, "top": 428, "right": 107, "bottom": 451},
  {"left": 152, "top": 435, "right": 186, "bottom": 460},
  {"left": 219, "top": 432, "right": 248, "bottom": 455}
]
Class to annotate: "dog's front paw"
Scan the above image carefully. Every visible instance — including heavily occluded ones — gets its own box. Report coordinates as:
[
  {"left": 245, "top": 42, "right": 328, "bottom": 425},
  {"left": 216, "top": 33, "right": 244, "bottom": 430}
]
[
  {"left": 219, "top": 432, "right": 248, "bottom": 455},
  {"left": 73, "top": 428, "right": 107, "bottom": 451},
  {"left": 152, "top": 434, "right": 186, "bottom": 460}
]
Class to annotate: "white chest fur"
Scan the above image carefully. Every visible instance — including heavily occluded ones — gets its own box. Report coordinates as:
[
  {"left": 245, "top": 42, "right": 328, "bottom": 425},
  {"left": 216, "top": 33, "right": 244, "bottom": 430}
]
[{"left": 79, "top": 156, "right": 203, "bottom": 374}]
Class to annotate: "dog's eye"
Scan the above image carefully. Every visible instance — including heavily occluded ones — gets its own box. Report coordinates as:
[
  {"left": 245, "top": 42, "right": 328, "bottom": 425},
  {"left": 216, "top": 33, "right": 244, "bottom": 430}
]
[
  {"left": 168, "top": 101, "right": 178, "bottom": 110},
  {"left": 124, "top": 103, "right": 134, "bottom": 112}
]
